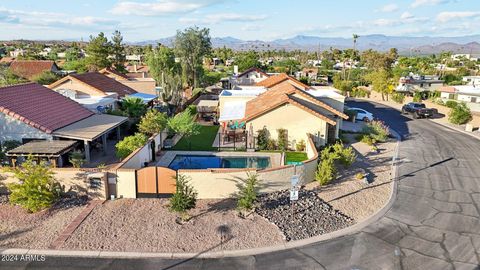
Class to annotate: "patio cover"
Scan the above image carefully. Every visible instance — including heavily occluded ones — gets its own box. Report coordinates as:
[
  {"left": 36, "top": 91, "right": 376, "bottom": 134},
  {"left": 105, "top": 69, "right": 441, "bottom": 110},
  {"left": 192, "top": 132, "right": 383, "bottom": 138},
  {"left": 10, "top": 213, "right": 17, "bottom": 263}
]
[
  {"left": 52, "top": 114, "right": 128, "bottom": 141},
  {"left": 197, "top": 100, "right": 219, "bottom": 113},
  {"left": 126, "top": 93, "right": 157, "bottom": 103},
  {"left": 7, "top": 140, "right": 77, "bottom": 157},
  {"left": 218, "top": 101, "right": 246, "bottom": 122}
]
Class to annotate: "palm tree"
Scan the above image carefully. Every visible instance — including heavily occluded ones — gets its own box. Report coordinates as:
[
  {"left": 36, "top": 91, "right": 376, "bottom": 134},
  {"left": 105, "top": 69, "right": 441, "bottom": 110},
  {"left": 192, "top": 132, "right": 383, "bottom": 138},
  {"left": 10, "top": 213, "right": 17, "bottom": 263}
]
[
  {"left": 347, "top": 34, "right": 359, "bottom": 81},
  {"left": 121, "top": 97, "right": 147, "bottom": 118}
]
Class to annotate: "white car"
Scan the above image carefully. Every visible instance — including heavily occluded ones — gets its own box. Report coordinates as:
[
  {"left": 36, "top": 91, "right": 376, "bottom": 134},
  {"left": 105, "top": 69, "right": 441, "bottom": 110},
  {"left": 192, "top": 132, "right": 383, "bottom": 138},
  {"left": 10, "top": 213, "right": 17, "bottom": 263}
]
[{"left": 349, "top": 107, "right": 374, "bottom": 122}]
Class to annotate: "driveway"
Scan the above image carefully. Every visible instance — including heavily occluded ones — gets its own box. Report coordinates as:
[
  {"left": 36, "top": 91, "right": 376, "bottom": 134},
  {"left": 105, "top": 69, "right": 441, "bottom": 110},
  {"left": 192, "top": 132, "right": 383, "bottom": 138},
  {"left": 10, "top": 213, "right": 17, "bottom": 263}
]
[{"left": 2, "top": 100, "right": 480, "bottom": 270}]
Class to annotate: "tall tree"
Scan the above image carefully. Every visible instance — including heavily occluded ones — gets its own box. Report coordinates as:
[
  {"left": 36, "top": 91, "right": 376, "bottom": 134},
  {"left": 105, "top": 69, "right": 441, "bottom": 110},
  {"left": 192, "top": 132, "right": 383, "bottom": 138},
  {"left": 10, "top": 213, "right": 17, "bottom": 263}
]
[
  {"left": 111, "top": 30, "right": 126, "bottom": 72},
  {"left": 235, "top": 50, "right": 261, "bottom": 72},
  {"left": 174, "top": 27, "right": 212, "bottom": 88},
  {"left": 146, "top": 45, "right": 179, "bottom": 85},
  {"left": 85, "top": 32, "right": 111, "bottom": 71},
  {"left": 347, "top": 34, "right": 359, "bottom": 81}
]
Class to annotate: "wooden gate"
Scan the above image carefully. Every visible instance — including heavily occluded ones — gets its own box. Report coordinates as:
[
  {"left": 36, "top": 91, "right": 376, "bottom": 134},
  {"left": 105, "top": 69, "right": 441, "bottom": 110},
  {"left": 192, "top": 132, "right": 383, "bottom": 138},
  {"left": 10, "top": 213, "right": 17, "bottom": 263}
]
[{"left": 136, "top": 167, "right": 177, "bottom": 198}]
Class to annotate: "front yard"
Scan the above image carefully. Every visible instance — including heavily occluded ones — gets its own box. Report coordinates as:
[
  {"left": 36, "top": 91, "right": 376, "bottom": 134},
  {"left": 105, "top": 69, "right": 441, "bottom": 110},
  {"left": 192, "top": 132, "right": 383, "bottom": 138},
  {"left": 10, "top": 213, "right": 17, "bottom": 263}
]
[{"left": 171, "top": 125, "right": 219, "bottom": 151}]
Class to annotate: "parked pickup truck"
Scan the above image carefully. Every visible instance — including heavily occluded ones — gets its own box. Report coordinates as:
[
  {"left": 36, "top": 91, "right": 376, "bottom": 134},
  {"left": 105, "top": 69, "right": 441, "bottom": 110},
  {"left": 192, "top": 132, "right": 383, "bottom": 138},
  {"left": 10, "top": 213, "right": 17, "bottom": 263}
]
[{"left": 401, "top": 102, "right": 435, "bottom": 119}]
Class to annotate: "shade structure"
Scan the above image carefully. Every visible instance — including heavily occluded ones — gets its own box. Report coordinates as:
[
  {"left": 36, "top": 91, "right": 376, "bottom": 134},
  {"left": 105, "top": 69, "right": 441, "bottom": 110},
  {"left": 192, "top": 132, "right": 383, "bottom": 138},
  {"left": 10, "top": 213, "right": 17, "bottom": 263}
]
[{"left": 218, "top": 101, "right": 246, "bottom": 122}]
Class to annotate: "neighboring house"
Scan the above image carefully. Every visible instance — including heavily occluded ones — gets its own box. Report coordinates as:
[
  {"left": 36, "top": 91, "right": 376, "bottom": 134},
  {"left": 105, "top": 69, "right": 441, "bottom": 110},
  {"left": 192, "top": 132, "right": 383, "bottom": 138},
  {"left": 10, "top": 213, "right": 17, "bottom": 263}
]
[
  {"left": 0, "top": 83, "right": 127, "bottom": 164},
  {"left": 100, "top": 67, "right": 156, "bottom": 96},
  {"left": 125, "top": 64, "right": 150, "bottom": 79},
  {"left": 9, "top": 60, "right": 60, "bottom": 81},
  {"left": 224, "top": 67, "right": 270, "bottom": 89},
  {"left": 396, "top": 74, "right": 444, "bottom": 93},
  {"left": 463, "top": 76, "right": 480, "bottom": 86},
  {"left": 439, "top": 85, "right": 480, "bottom": 113},
  {"left": 9, "top": 49, "right": 25, "bottom": 58},
  {"left": 296, "top": 68, "right": 318, "bottom": 80},
  {"left": 48, "top": 72, "right": 137, "bottom": 113},
  {"left": 219, "top": 73, "right": 347, "bottom": 147}
]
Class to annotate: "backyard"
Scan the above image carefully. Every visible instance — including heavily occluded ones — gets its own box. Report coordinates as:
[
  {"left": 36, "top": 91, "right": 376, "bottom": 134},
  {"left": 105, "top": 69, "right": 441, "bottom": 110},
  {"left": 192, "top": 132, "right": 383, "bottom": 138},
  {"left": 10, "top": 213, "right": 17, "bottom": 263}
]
[{"left": 171, "top": 125, "right": 219, "bottom": 151}]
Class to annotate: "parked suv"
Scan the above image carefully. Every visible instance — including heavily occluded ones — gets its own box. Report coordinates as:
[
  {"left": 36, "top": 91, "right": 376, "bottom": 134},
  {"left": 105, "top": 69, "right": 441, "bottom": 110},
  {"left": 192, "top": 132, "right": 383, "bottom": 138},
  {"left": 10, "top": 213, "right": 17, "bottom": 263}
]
[{"left": 401, "top": 102, "right": 435, "bottom": 119}]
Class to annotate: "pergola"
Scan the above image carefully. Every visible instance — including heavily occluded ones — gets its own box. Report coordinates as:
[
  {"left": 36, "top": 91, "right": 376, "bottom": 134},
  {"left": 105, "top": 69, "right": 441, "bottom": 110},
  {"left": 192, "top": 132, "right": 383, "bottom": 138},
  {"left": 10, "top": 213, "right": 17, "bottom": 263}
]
[
  {"left": 52, "top": 114, "right": 128, "bottom": 162},
  {"left": 7, "top": 140, "right": 78, "bottom": 168}
]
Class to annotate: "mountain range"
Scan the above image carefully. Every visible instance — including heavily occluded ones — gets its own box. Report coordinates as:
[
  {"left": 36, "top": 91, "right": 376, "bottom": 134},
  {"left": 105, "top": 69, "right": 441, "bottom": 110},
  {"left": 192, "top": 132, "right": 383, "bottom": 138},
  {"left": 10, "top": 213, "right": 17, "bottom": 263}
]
[{"left": 134, "top": 34, "right": 480, "bottom": 55}]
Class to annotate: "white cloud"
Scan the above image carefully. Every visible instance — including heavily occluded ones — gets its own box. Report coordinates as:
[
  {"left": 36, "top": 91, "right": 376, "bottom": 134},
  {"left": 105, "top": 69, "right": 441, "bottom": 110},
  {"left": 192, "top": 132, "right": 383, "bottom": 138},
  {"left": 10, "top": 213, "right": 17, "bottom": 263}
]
[
  {"left": 241, "top": 24, "right": 262, "bottom": 31},
  {"left": 180, "top": 13, "right": 268, "bottom": 25},
  {"left": 373, "top": 18, "right": 398, "bottom": 27},
  {"left": 110, "top": 0, "right": 225, "bottom": 16},
  {"left": 400, "top": 12, "right": 414, "bottom": 19},
  {"left": 411, "top": 0, "right": 449, "bottom": 8},
  {"left": 379, "top": 4, "right": 399, "bottom": 12},
  {"left": 436, "top": 11, "right": 480, "bottom": 22}
]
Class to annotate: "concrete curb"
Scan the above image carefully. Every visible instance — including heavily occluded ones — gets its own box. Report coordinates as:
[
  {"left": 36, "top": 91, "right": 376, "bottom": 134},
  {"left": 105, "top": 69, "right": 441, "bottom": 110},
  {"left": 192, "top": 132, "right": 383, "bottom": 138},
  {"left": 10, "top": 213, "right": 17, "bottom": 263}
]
[{"left": 0, "top": 133, "right": 402, "bottom": 259}]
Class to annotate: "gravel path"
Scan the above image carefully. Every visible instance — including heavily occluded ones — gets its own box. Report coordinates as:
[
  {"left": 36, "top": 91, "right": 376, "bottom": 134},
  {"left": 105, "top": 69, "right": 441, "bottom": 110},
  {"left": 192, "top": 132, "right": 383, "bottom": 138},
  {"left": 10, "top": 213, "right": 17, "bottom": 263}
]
[
  {"left": 256, "top": 189, "right": 354, "bottom": 241},
  {"left": 0, "top": 196, "right": 87, "bottom": 249},
  {"left": 62, "top": 198, "right": 285, "bottom": 253},
  {"left": 307, "top": 137, "right": 396, "bottom": 222}
]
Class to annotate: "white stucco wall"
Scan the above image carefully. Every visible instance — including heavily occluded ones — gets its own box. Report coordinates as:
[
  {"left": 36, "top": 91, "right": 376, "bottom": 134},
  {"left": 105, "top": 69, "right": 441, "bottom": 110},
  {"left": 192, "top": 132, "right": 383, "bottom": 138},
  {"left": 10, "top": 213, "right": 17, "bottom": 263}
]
[{"left": 0, "top": 113, "right": 52, "bottom": 142}]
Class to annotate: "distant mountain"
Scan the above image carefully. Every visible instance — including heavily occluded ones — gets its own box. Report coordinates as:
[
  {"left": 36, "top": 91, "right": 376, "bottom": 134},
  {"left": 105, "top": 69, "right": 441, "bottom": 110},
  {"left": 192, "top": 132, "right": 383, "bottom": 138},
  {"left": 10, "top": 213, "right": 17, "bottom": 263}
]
[{"left": 132, "top": 34, "right": 480, "bottom": 54}]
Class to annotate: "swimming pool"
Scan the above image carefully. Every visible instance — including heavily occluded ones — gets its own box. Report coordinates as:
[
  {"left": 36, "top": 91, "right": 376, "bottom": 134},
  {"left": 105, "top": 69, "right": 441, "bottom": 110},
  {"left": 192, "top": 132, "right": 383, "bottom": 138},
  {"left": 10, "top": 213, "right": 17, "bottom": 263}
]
[{"left": 168, "top": 155, "right": 271, "bottom": 170}]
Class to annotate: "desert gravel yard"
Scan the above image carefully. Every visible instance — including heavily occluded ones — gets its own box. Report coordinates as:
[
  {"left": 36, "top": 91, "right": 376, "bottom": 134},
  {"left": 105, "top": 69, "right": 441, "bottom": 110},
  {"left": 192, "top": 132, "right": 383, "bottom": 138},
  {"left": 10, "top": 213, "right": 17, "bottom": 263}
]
[
  {"left": 62, "top": 198, "right": 285, "bottom": 253},
  {"left": 307, "top": 136, "right": 396, "bottom": 222},
  {"left": 0, "top": 196, "right": 87, "bottom": 249}
]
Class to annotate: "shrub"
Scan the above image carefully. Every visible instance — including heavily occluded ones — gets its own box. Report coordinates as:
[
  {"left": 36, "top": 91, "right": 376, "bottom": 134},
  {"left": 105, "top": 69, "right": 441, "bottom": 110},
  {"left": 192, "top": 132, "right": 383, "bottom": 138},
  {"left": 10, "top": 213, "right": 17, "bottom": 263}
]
[
  {"left": 115, "top": 133, "right": 148, "bottom": 159},
  {"left": 0, "top": 140, "right": 21, "bottom": 163},
  {"left": 256, "top": 127, "right": 269, "bottom": 150},
  {"left": 445, "top": 100, "right": 458, "bottom": 109},
  {"left": 332, "top": 143, "right": 356, "bottom": 167},
  {"left": 435, "top": 98, "right": 445, "bottom": 105},
  {"left": 69, "top": 151, "right": 85, "bottom": 168},
  {"left": 7, "top": 157, "right": 60, "bottom": 212},
  {"left": 295, "top": 139, "right": 306, "bottom": 152},
  {"left": 362, "top": 120, "right": 389, "bottom": 143},
  {"left": 355, "top": 172, "right": 364, "bottom": 180},
  {"left": 277, "top": 128, "right": 288, "bottom": 151},
  {"left": 391, "top": 93, "right": 405, "bottom": 104},
  {"left": 413, "top": 92, "right": 423, "bottom": 102},
  {"left": 315, "top": 156, "right": 336, "bottom": 186},
  {"left": 186, "top": 105, "right": 197, "bottom": 115},
  {"left": 266, "top": 139, "right": 277, "bottom": 150},
  {"left": 360, "top": 135, "right": 377, "bottom": 146},
  {"left": 351, "top": 87, "right": 369, "bottom": 98},
  {"left": 354, "top": 134, "right": 364, "bottom": 142},
  {"left": 167, "top": 111, "right": 200, "bottom": 138},
  {"left": 237, "top": 173, "right": 260, "bottom": 214},
  {"left": 449, "top": 103, "right": 472, "bottom": 125},
  {"left": 170, "top": 174, "right": 197, "bottom": 214}
]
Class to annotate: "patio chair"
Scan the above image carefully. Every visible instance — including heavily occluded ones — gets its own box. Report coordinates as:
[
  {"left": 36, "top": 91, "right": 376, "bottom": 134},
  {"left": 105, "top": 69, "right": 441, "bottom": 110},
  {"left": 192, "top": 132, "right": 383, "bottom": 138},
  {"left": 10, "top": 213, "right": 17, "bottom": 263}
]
[{"left": 238, "top": 122, "right": 245, "bottom": 129}]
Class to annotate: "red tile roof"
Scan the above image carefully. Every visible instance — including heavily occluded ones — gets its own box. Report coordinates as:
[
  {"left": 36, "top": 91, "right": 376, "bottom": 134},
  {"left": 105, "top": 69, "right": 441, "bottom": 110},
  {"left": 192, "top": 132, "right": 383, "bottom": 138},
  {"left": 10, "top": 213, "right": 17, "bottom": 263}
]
[
  {"left": 0, "top": 83, "right": 94, "bottom": 133},
  {"left": 49, "top": 72, "right": 137, "bottom": 97},
  {"left": 9, "top": 60, "right": 58, "bottom": 80},
  {"left": 439, "top": 86, "right": 456, "bottom": 93}
]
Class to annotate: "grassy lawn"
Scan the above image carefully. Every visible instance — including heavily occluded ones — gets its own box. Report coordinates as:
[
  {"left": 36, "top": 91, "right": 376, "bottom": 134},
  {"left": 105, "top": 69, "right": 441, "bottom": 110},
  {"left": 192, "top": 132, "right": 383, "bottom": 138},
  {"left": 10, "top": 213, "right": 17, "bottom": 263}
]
[
  {"left": 171, "top": 125, "right": 220, "bottom": 151},
  {"left": 285, "top": 151, "right": 308, "bottom": 164}
]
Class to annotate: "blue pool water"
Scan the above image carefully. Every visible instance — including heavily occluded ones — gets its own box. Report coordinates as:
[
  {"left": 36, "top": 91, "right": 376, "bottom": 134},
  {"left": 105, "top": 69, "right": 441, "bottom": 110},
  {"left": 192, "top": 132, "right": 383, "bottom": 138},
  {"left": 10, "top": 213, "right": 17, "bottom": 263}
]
[{"left": 168, "top": 155, "right": 270, "bottom": 170}]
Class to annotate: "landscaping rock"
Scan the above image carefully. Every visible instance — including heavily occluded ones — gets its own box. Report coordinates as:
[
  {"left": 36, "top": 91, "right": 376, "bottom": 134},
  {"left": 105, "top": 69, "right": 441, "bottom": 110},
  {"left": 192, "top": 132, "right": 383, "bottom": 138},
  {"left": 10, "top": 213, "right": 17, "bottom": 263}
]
[
  {"left": 53, "top": 195, "right": 89, "bottom": 209},
  {"left": 255, "top": 189, "right": 354, "bottom": 241}
]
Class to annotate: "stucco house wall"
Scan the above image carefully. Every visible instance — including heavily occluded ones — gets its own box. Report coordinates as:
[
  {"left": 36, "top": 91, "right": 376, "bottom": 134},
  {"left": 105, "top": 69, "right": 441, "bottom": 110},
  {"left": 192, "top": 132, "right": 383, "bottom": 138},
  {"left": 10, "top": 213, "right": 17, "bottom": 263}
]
[
  {"left": 0, "top": 113, "right": 52, "bottom": 142},
  {"left": 50, "top": 79, "right": 106, "bottom": 98},
  {"left": 237, "top": 71, "right": 269, "bottom": 85},
  {"left": 120, "top": 79, "right": 156, "bottom": 96},
  {"left": 247, "top": 103, "right": 328, "bottom": 148}
]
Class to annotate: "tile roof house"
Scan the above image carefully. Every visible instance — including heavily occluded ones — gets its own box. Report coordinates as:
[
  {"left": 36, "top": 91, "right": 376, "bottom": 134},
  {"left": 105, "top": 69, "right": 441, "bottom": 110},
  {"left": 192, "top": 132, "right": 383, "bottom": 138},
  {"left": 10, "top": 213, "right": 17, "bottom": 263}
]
[
  {"left": 0, "top": 83, "right": 127, "bottom": 164},
  {"left": 99, "top": 67, "right": 157, "bottom": 96},
  {"left": 220, "top": 73, "right": 347, "bottom": 148},
  {"left": 9, "top": 60, "right": 60, "bottom": 80}
]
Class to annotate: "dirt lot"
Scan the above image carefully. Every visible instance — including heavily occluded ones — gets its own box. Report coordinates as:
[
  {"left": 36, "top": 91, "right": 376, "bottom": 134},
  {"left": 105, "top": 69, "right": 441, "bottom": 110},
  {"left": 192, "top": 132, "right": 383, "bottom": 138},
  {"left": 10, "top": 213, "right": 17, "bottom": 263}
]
[
  {"left": 0, "top": 196, "right": 86, "bottom": 249},
  {"left": 307, "top": 135, "right": 396, "bottom": 222},
  {"left": 62, "top": 198, "right": 285, "bottom": 253}
]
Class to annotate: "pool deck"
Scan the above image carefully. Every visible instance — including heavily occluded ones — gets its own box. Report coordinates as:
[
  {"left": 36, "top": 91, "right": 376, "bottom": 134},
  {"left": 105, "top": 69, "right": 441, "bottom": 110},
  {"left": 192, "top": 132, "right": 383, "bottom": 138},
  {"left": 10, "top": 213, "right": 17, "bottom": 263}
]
[{"left": 156, "top": 151, "right": 283, "bottom": 169}]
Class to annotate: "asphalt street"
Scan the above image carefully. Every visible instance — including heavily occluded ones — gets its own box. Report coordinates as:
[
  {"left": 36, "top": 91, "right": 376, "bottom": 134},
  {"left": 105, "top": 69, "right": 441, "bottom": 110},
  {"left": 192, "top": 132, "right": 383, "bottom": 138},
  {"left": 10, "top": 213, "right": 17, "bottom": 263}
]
[{"left": 2, "top": 100, "right": 480, "bottom": 270}]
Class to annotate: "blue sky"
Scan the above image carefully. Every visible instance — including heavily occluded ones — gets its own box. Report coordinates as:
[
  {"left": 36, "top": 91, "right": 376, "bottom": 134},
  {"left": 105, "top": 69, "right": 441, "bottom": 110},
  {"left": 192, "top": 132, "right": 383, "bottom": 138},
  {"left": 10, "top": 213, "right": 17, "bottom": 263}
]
[{"left": 0, "top": 0, "right": 479, "bottom": 42}]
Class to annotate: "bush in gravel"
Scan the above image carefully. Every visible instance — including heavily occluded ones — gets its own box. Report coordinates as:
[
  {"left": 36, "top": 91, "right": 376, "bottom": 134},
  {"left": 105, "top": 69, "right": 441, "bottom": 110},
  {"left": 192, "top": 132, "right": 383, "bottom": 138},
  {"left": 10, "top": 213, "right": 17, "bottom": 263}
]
[
  {"left": 7, "top": 157, "right": 60, "bottom": 212},
  {"left": 316, "top": 156, "right": 336, "bottom": 186},
  {"left": 391, "top": 93, "right": 405, "bottom": 104},
  {"left": 355, "top": 172, "right": 364, "bottom": 180},
  {"left": 360, "top": 135, "right": 376, "bottom": 146},
  {"left": 170, "top": 174, "right": 197, "bottom": 215},
  {"left": 277, "top": 128, "right": 288, "bottom": 151},
  {"left": 448, "top": 103, "right": 472, "bottom": 125},
  {"left": 236, "top": 173, "right": 260, "bottom": 215},
  {"left": 316, "top": 143, "right": 356, "bottom": 185},
  {"left": 115, "top": 133, "right": 148, "bottom": 159},
  {"left": 362, "top": 120, "right": 389, "bottom": 143},
  {"left": 445, "top": 100, "right": 458, "bottom": 109},
  {"left": 69, "top": 151, "right": 85, "bottom": 168}
]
